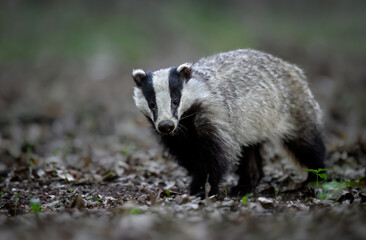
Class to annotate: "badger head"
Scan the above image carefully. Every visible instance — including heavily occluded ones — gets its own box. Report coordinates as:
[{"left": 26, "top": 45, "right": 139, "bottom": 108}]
[{"left": 132, "top": 63, "right": 199, "bottom": 135}]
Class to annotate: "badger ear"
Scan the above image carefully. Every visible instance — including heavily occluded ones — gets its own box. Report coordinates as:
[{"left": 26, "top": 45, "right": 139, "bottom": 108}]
[
  {"left": 132, "top": 69, "right": 146, "bottom": 87},
  {"left": 177, "top": 63, "right": 192, "bottom": 81}
]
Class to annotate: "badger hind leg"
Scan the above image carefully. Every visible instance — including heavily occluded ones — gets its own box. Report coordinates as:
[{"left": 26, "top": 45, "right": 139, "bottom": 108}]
[
  {"left": 283, "top": 128, "right": 326, "bottom": 182},
  {"left": 230, "top": 144, "right": 264, "bottom": 196}
]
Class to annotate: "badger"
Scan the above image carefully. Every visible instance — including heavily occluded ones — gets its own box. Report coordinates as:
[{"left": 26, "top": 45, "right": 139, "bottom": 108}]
[{"left": 132, "top": 49, "right": 325, "bottom": 198}]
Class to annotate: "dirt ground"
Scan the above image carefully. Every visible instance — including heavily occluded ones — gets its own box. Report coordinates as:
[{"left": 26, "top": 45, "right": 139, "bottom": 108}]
[{"left": 0, "top": 124, "right": 365, "bottom": 240}]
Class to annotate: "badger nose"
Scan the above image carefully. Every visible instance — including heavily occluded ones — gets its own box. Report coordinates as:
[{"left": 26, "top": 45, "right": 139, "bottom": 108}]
[{"left": 158, "top": 120, "right": 175, "bottom": 133}]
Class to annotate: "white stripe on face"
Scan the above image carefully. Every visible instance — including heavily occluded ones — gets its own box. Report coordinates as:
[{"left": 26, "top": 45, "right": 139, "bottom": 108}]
[{"left": 152, "top": 69, "right": 177, "bottom": 128}]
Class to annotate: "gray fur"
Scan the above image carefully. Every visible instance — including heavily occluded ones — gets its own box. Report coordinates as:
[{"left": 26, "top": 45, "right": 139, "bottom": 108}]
[{"left": 133, "top": 49, "right": 324, "bottom": 167}]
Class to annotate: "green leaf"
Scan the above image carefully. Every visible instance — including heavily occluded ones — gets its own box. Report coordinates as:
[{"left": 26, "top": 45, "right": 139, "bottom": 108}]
[
  {"left": 30, "top": 199, "right": 43, "bottom": 213},
  {"left": 316, "top": 192, "right": 328, "bottom": 200},
  {"left": 26, "top": 146, "right": 32, "bottom": 154},
  {"left": 30, "top": 203, "right": 43, "bottom": 212},
  {"left": 241, "top": 196, "right": 249, "bottom": 205},
  {"left": 318, "top": 173, "right": 327, "bottom": 180},
  {"left": 53, "top": 149, "right": 59, "bottom": 156},
  {"left": 344, "top": 180, "right": 359, "bottom": 187},
  {"left": 317, "top": 168, "right": 328, "bottom": 173},
  {"left": 241, "top": 193, "right": 253, "bottom": 205},
  {"left": 102, "top": 171, "right": 115, "bottom": 180},
  {"left": 322, "top": 181, "right": 346, "bottom": 190},
  {"left": 164, "top": 190, "right": 171, "bottom": 198},
  {"left": 274, "top": 188, "right": 279, "bottom": 196},
  {"left": 129, "top": 208, "right": 141, "bottom": 215}
]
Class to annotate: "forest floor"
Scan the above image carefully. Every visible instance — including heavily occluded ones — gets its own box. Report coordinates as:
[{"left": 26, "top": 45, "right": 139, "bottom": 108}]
[{"left": 0, "top": 108, "right": 365, "bottom": 240}]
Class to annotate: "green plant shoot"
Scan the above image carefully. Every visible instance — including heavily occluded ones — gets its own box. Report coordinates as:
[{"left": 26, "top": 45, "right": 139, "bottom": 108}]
[
  {"left": 224, "top": 186, "right": 228, "bottom": 198},
  {"left": 274, "top": 188, "right": 279, "bottom": 200},
  {"left": 164, "top": 189, "right": 171, "bottom": 198},
  {"left": 241, "top": 193, "right": 253, "bottom": 205},
  {"left": 304, "top": 168, "right": 328, "bottom": 188},
  {"left": 30, "top": 201, "right": 43, "bottom": 212},
  {"left": 129, "top": 208, "right": 141, "bottom": 215}
]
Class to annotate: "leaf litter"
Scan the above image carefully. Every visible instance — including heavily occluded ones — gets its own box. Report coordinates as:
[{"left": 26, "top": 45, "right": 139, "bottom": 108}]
[{"left": 0, "top": 116, "right": 365, "bottom": 240}]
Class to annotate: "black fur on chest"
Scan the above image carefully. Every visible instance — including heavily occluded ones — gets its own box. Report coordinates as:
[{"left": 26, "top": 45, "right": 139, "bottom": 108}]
[
  {"left": 149, "top": 102, "right": 229, "bottom": 197},
  {"left": 160, "top": 102, "right": 205, "bottom": 171}
]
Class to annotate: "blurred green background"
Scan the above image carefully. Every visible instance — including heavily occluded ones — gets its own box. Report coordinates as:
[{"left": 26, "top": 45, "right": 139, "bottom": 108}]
[
  {"left": 0, "top": 0, "right": 365, "bottom": 146},
  {"left": 1, "top": 0, "right": 366, "bottom": 61}
]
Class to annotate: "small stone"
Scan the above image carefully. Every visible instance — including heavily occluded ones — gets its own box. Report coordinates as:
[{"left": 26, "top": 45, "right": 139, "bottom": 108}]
[
  {"left": 257, "top": 197, "right": 275, "bottom": 209},
  {"left": 337, "top": 191, "right": 354, "bottom": 204},
  {"left": 359, "top": 192, "right": 366, "bottom": 203}
]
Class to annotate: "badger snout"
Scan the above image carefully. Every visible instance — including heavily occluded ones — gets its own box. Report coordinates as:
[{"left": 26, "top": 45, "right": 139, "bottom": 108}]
[{"left": 158, "top": 120, "right": 175, "bottom": 133}]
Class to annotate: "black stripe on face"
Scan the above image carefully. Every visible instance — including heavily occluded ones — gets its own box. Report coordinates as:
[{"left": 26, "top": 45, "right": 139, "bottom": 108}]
[
  {"left": 141, "top": 71, "right": 158, "bottom": 121},
  {"left": 169, "top": 67, "right": 184, "bottom": 118}
]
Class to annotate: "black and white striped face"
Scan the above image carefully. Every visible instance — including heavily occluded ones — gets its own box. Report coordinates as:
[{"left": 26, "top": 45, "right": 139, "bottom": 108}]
[{"left": 132, "top": 63, "right": 192, "bottom": 134}]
